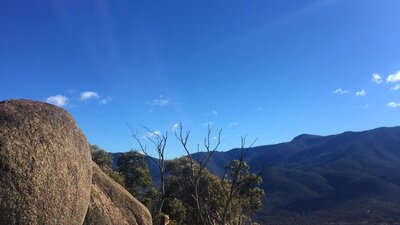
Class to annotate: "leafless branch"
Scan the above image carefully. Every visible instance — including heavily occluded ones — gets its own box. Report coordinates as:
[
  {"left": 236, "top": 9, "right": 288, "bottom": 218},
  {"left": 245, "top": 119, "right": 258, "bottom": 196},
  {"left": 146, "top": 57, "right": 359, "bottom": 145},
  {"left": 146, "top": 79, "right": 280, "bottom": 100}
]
[{"left": 128, "top": 124, "right": 168, "bottom": 214}]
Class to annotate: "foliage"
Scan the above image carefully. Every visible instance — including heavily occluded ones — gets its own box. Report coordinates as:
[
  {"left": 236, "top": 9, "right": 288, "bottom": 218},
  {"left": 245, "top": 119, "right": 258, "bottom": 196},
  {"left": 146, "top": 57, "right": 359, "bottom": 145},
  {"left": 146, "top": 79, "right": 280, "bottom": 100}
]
[
  {"left": 161, "top": 198, "right": 186, "bottom": 225},
  {"left": 221, "top": 159, "right": 265, "bottom": 225},
  {"left": 163, "top": 157, "right": 224, "bottom": 225},
  {"left": 90, "top": 144, "right": 125, "bottom": 186},
  {"left": 198, "top": 127, "right": 400, "bottom": 224},
  {"left": 91, "top": 144, "right": 112, "bottom": 168},
  {"left": 107, "top": 169, "right": 126, "bottom": 186},
  {"left": 117, "top": 150, "right": 157, "bottom": 208},
  {"left": 163, "top": 157, "right": 264, "bottom": 225}
]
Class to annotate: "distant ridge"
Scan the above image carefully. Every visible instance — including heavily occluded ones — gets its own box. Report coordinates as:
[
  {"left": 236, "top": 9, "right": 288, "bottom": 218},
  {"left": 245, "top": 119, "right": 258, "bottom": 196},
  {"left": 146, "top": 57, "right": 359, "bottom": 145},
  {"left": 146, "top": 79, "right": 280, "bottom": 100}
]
[
  {"left": 291, "top": 133, "right": 323, "bottom": 143},
  {"left": 111, "top": 126, "right": 400, "bottom": 225},
  {"left": 194, "top": 126, "right": 400, "bottom": 224}
]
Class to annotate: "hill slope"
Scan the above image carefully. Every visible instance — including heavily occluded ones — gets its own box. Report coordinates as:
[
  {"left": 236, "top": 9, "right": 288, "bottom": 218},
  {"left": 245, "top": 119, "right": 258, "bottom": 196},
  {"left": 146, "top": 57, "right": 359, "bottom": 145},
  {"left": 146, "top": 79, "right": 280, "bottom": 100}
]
[
  {"left": 112, "top": 126, "right": 400, "bottom": 225},
  {"left": 194, "top": 127, "right": 400, "bottom": 224}
]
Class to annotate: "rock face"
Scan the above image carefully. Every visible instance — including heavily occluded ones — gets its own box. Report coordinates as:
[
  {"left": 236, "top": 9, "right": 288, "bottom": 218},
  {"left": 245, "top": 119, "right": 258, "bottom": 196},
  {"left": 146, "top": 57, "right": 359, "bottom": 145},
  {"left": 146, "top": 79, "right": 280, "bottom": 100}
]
[
  {"left": 0, "top": 99, "right": 92, "bottom": 225},
  {"left": 83, "top": 162, "right": 152, "bottom": 225}
]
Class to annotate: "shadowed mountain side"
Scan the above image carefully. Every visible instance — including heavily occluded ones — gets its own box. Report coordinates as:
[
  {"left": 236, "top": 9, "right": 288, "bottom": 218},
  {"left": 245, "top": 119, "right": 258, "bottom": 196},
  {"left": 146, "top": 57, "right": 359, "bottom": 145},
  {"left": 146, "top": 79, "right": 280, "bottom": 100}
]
[{"left": 193, "top": 126, "right": 400, "bottom": 224}]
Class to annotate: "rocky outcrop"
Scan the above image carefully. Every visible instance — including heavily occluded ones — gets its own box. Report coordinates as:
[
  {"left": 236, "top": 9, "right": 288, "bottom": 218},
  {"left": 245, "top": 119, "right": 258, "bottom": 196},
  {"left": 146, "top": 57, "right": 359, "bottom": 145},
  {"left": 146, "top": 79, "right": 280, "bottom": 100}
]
[
  {"left": 83, "top": 162, "right": 152, "bottom": 225},
  {"left": 0, "top": 99, "right": 92, "bottom": 225},
  {"left": 0, "top": 99, "right": 152, "bottom": 225}
]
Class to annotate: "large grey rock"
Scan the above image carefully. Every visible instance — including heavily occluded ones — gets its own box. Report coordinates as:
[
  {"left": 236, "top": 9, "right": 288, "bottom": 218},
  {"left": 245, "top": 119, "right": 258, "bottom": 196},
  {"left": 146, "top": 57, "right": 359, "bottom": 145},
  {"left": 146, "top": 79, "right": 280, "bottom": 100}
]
[
  {"left": 83, "top": 162, "right": 152, "bottom": 225},
  {"left": 0, "top": 99, "right": 92, "bottom": 225}
]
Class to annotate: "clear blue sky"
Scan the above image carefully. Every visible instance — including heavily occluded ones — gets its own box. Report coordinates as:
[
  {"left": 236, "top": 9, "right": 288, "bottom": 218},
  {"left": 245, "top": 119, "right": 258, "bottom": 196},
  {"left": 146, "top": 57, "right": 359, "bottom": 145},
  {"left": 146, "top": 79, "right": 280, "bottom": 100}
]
[{"left": 1, "top": 0, "right": 400, "bottom": 158}]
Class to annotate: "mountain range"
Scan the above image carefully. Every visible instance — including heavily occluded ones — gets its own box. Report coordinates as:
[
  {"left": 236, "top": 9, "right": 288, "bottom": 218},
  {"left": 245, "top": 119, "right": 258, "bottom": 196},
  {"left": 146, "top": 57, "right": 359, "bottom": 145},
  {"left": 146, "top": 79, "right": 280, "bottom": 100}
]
[{"left": 112, "top": 126, "right": 400, "bottom": 225}]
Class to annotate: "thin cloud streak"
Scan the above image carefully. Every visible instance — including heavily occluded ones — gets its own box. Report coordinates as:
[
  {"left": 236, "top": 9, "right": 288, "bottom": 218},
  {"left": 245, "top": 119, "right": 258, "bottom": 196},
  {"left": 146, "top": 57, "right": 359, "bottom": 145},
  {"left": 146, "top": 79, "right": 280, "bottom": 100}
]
[
  {"left": 332, "top": 88, "right": 349, "bottom": 94},
  {"left": 387, "top": 102, "right": 400, "bottom": 108},
  {"left": 147, "top": 95, "right": 169, "bottom": 106}
]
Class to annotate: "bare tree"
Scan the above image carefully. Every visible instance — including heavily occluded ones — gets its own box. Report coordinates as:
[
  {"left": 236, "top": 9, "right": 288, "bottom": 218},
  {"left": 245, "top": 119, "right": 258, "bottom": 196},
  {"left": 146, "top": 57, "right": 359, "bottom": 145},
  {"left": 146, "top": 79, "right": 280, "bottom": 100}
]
[
  {"left": 175, "top": 124, "right": 222, "bottom": 225},
  {"left": 219, "top": 135, "right": 265, "bottom": 225},
  {"left": 130, "top": 124, "right": 264, "bottom": 225},
  {"left": 130, "top": 126, "right": 168, "bottom": 214}
]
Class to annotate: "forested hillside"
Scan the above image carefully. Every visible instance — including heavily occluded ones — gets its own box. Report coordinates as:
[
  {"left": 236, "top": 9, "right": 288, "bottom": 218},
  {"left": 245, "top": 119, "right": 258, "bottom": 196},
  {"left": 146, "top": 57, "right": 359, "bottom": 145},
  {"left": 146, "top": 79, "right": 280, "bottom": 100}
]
[
  {"left": 111, "top": 126, "right": 400, "bottom": 224},
  {"left": 193, "top": 127, "right": 400, "bottom": 224}
]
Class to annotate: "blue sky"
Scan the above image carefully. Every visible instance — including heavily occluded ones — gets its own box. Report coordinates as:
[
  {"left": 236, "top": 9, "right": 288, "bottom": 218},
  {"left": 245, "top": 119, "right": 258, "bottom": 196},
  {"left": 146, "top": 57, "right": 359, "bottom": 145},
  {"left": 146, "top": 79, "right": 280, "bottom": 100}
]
[{"left": 1, "top": 0, "right": 400, "bottom": 158}]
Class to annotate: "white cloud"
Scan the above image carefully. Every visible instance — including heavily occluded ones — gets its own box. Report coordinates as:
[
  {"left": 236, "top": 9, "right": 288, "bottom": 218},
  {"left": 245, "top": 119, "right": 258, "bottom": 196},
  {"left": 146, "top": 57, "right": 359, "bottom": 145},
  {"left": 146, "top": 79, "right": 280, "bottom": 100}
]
[
  {"left": 371, "top": 73, "right": 382, "bottom": 84},
  {"left": 143, "top": 130, "right": 162, "bottom": 139},
  {"left": 152, "top": 131, "right": 161, "bottom": 136},
  {"left": 212, "top": 110, "right": 219, "bottom": 116},
  {"left": 387, "top": 102, "right": 400, "bottom": 108},
  {"left": 386, "top": 71, "right": 400, "bottom": 83},
  {"left": 355, "top": 89, "right": 366, "bottom": 96},
  {"left": 100, "top": 97, "right": 112, "bottom": 105},
  {"left": 147, "top": 95, "right": 169, "bottom": 106},
  {"left": 172, "top": 123, "right": 180, "bottom": 132},
  {"left": 332, "top": 88, "right": 349, "bottom": 94},
  {"left": 230, "top": 122, "right": 239, "bottom": 127},
  {"left": 390, "top": 84, "right": 400, "bottom": 91},
  {"left": 80, "top": 91, "right": 99, "bottom": 101},
  {"left": 46, "top": 95, "right": 68, "bottom": 107}
]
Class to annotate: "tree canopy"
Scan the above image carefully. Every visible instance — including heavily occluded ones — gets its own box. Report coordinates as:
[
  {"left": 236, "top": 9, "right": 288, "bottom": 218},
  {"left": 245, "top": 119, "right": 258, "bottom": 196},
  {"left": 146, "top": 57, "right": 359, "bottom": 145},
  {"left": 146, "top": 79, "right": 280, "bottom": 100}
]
[{"left": 117, "top": 150, "right": 158, "bottom": 208}]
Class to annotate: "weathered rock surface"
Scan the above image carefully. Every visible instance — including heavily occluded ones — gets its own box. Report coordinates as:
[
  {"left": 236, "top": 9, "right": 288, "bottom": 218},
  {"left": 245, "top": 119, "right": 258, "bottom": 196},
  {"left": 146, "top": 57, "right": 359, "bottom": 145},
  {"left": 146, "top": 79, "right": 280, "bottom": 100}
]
[
  {"left": 83, "top": 162, "right": 152, "bottom": 225},
  {"left": 0, "top": 99, "right": 92, "bottom": 225}
]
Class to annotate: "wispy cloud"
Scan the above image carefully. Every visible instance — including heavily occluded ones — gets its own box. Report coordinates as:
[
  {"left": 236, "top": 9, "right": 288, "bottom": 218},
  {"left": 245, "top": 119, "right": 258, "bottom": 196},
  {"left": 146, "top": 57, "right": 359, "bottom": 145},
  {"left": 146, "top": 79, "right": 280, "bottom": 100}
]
[
  {"left": 355, "top": 89, "right": 366, "bottom": 96},
  {"left": 387, "top": 102, "right": 400, "bottom": 108},
  {"left": 212, "top": 110, "right": 219, "bottom": 116},
  {"left": 80, "top": 91, "right": 99, "bottom": 101},
  {"left": 332, "top": 88, "right": 349, "bottom": 94},
  {"left": 142, "top": 130, "right": 162, "bottom": 139},
  {"left": 100, "top": 97, "right": 112, "bottom": 105},
  {"left": 46, "top": 95, "right": 68, "bottom": 107},
  {"left": 256, "top": 107, "right": 263, "bottom": 111},
  {"left": 371, "top": 73, "right": 382, "bottom": 84},
  {"left": 230, "top": 122, "right": 239, "bottom": 127},
  {"left": 386, "top": 71, "right": 400, "bottom": 83},
  {"left": 390, "top": 84, "right": 400, "bottom": 91},
  {"left": 172, "top": 123, "right": 180, "bottom": 132},
  {"left": 147, "top": 95, "right": 169, "bottom": 106}
]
